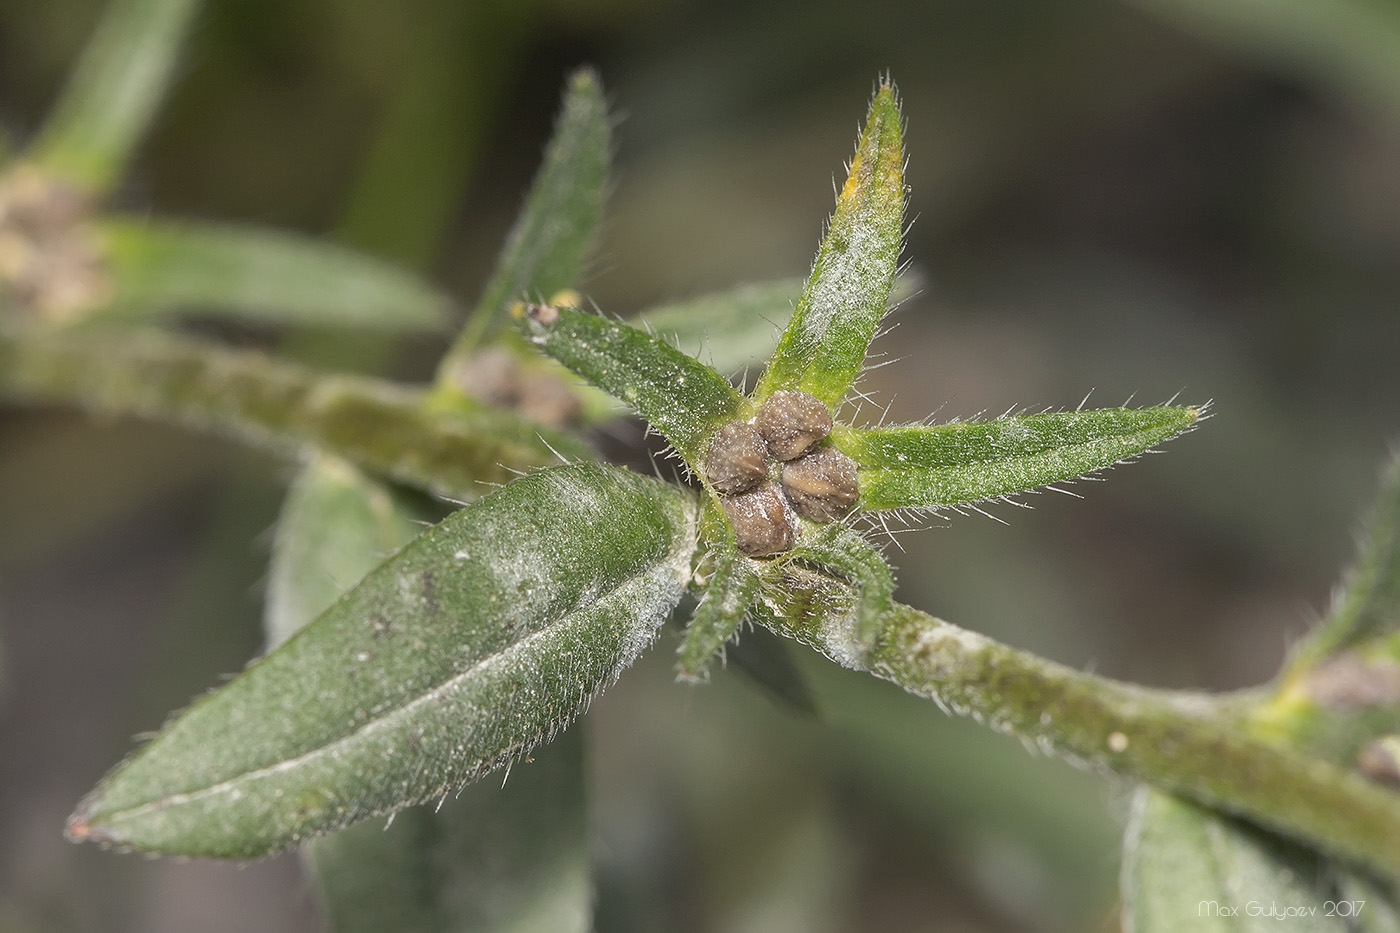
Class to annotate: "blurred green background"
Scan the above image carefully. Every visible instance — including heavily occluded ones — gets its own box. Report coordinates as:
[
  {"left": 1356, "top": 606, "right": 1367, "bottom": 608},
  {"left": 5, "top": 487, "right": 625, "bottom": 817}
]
[{"left": 3, "top": 0, "right": 1400, "bottom": 930}]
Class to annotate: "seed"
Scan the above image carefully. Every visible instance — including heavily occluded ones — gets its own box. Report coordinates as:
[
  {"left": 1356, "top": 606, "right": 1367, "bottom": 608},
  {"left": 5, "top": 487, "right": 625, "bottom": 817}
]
[
  {"left": 703, "top": 421, "right": 768, "bottom": 495},
  {"left": 756, "top": 390, "right": 832, "bottom": 461},
  {"left": 782, "top": 447, "right": 859, "bottom": 522},
  {"left": 722, "top": 482, "right": 793, "bottom": 556}
]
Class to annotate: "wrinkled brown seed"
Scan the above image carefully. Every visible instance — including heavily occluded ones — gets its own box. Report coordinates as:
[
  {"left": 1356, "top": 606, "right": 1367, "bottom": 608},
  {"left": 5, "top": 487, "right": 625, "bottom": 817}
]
[
  {"left": 782, "top": 446, "right": 859, "bottom": 522},
  {"left": 704, "top": 422, "right": 769, "bottom": 495},
  {"left": 722, "top": 482, "right": 793, "bottom": 556},
  {"left": 756, "top": 390, "right": 832, "bottom": 461}
]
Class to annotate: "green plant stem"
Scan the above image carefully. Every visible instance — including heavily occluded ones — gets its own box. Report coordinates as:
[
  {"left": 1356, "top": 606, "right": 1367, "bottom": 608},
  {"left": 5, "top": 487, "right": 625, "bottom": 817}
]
[
  {"left": 757, "top": 574, "right": 1400, "bottom": 878},
  {"left": 0, "top": 327, "right": 587, "bottom": 500}
]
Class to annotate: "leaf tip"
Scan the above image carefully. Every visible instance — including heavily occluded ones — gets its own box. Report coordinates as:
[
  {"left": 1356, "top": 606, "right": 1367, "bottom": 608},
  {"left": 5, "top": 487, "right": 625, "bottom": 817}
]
[{"left": 64, "top": 806, "right": 109, "bottom": 846}]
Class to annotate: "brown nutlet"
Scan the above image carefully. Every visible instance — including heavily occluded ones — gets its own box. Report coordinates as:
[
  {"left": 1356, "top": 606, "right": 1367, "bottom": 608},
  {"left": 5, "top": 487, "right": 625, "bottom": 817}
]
[
  {"left": 756, "top": 390, "right": 832, "bottom": 461},
  {"left": 704, "top": 421, "right": 769, "bottom": 495},
  {"left": 722, "top": 482, "right": 794, "bottom": 556},
  {"left": 782, "top": 446, "right": 859, "bottom": 522}
]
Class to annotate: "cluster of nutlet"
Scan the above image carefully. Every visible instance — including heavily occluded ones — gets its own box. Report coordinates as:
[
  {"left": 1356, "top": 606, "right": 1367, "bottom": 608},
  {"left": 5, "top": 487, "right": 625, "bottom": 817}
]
[{"left": 702, "top": 390, "right": 860, "bottom": 556}]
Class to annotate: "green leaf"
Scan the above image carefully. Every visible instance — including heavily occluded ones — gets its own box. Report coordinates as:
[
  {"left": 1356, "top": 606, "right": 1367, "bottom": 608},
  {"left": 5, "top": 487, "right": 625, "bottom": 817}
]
[
  {"left": 444, "top": 68, "right": 610, "bottom": 361},
  {"left": 97, "top": 218, "right": 451, "bottom": 331},
  {"left": 519, "top": 305, "right": 745, "bottom": 462},
  {"left": 309, "top": 732, "right": 591, "bottom": 933},
  {"left": 630, "top": 274, "right": 922, "bottom": 384},
  {"left": 67, "top": 462, "right": 697, "bottom": 858},
  {"left": 1334, "top": 871, "right": 1400, "bottom": 933},
  {"left": 1121, "top": 786, "right": 1348, "bottom": 932},
  {"left": 267, "top": 458, "right": 589, "bottom": 933},
  {"left": 264, "top": 456, "right": 427, "bottom": 653},
  {"left": 632, "top": 278, "right": 802, "bottom": 379},
  {"left": 677, "top": 542, "right": 761, "bottom": 682},
  {"left": 832, "top": 405, "right": 1201, "bottom": 512},
  {"left": 29, "top": 0, "right": 201, "bottom": 194},
  {"left": 1291, "top": 451, "right": 1400, "bottom": 672},
  {"left": 1124, "top": 0, "right": 1400, "bottom": 130},
  {"left": 754, "top": 80, "right": 905, "bottom": 409}
]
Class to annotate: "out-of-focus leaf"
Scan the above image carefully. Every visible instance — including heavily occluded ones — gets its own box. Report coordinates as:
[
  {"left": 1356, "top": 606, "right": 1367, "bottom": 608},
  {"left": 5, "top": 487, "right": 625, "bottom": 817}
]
[
  {"left": 1335, "top": 871, "right": 1400, "bottom": 933},
  {"left": 833, "top": 406, "right": 1201, "bottom": 512},
  {"left": 267, "top": 457, "right": 589, "bottom": 933},
  {"left": 29, "top": 0, "right": 201, "bottom": 194},
  {"left": 1125, "top": 0, "right": 1400, "bottom": 129},
  {"left": 309, "top": 731, "right": 591, "bottom": 933},
  {"left": 630, "top": 274, "right": 922, "bottom": 385},
  {"left": 519, "top": 305, "right": 745, "bottom": 462},
  {"left": 632, "top": 279, "right": 801, "bottom": 379},
  {"left": 754, "top": 81, "right": 904, "bottom": 409},
  {"left": 97, "top": 219, "right": 451, "bottom": 331},
  {"left": 446, "top": 68, "right": 610, "bottom": 359},
  {"left": 264, "top": 456, "right": 427, "bottom": 653},
  {"left": 67, "top": 463, "right": 697, "bottom": 858},
  {"left": 677, "top": 542, "right": 760, "bottom": 682},
  {"left": 1291, "top": 452, "right": 1400, "bottom": 672},
  {"left": 1121, "top": 786, "right": 1347, "bottom": 932}
]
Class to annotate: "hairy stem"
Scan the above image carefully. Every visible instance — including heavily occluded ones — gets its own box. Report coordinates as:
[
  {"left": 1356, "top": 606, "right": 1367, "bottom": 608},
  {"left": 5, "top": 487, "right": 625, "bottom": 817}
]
[
  {"left": 0, "top": 327, "right": 588, "bottom": 500},
  {"left": 757, "top": 568, "right": 1400, "bottom": 878}
]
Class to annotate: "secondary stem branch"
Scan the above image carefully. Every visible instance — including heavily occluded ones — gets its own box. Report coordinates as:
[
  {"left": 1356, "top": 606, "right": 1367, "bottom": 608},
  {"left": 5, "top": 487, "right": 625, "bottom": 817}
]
[
  {"left": 757, "top": 567, "right": 1400, "bottom": 878},
  {"left": 0, "top": 327, "right": 586, "bottom": 500}
]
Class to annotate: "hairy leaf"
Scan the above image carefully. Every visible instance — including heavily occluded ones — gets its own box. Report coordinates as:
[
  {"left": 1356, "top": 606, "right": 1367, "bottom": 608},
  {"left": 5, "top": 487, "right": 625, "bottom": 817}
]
[
  {"left": 677, "top": 542, "right": 761, "bottom": 682},
  {"left": 98, "top": 218, "right": 451, "bottom": 331},
  {"left": 833, "top": 406, "right": 1200, "bottom": 512},
  {"left": 519, "top": 305, "right": 745, "bottom": 461},
  {"left": 446, "top": 68, "right": 610, "bottom": 358},
  {"left": 1121, "top": 786, "right": 1347, "bottom": 932},
  {"left": 754, "top": 81, "right": 904, "bottom": 408},
  {"left": 30, "top": 0, "right": 200, "bottom": 194},
  {"left": 68, "top": 463, "right": 697, "bottom": 858},
  {"left": 267, "top": 457, "right": 589, "bottom": 933}
]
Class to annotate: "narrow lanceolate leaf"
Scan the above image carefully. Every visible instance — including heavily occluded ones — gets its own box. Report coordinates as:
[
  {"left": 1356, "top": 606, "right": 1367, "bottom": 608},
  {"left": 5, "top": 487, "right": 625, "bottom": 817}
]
[
  {"left": 1121, "top": 787, "right": 1347, "bottom": 933},
  {"left": 1291, "top": 452, "right": 1400, "bottom": 672},
  {"left": 444, "top": 68, "right": 610, "bottom": 362},
  {"left": 677, "top": 543, "right": 762, "bottom": 682},
  {"left": 519, "top": 305, "right": 745, "bottom": 462},
  {"left": 267, "top": 458, "right": 590, "bottom": 933},
  {"left": 832, "top": 405, "right": 1200, "bottom": 512},
  {"left": 30, "top": 0, "right": 201, "bottom": 194},
  {"left": 633, "top": 279, "right": 802, "bottom": 379},
  {"left": 98, "top": 218, "right": 451, "bottom": 331},
  {"left": 754, "top": 80, "right": 904, "bottom": 408},
  {"left": 67, "top": 463, "right": 697, "bottom": 858}
]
